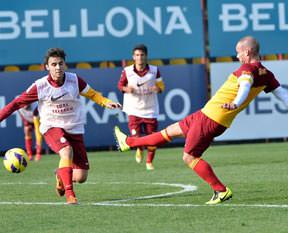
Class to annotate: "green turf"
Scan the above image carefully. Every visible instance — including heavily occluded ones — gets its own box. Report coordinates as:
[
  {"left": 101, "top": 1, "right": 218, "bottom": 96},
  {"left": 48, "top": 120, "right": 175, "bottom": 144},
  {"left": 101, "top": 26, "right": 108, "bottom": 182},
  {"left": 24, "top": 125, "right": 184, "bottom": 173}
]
[{"left": 0, "top": 142, "right": 287, "bottom": 233}]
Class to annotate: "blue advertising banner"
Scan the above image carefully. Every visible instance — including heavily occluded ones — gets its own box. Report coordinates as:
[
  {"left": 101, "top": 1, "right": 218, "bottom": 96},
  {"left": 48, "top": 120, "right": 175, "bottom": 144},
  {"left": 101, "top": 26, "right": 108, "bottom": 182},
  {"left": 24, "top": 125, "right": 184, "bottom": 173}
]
[
  {"left": 207, "top": 0, "right": 288, "bottom": 57},
  {"left": 0, "top": 64, "right": 207, "bottom": 150},
  {"left": 0, "top": 0, "right": 204, "bottom": 65}
]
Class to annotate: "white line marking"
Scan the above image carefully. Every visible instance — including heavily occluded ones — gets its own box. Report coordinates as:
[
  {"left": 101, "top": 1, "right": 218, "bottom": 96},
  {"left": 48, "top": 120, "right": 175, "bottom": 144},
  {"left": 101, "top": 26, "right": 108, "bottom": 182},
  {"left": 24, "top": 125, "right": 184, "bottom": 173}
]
[
  {"left": 0, "top": 182, "right": 47, "bottom": 185},
  {"left": 92, "top": 203, "right": 288, "bottom": 208},
  {"left": 96, "top": 182, "right": 197, "bottom": 204},
  {"left": 0, "top": 202, "right": 287, "bottom": 208},
  {"left": 0, "top": 181, "right": 286, "bottom": 208}
]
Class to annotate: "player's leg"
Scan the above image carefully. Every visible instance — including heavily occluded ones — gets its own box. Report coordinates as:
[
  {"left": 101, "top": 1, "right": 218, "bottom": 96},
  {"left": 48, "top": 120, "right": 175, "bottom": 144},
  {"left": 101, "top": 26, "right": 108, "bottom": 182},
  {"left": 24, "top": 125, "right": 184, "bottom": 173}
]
[
  {"left": 57, "top": 145, "right": 77, "bottom": 204},
  {"left": 73, "top": 169, "right": 88, "bottom": 183},
  {"left": 44, "top": 128, "right": 77, "bottom": 204},
  {"left": 181, "top": 111, "right": 231, "bottom": 204},
  {"left": 114, "top": 122, "right": 183, "bottom": 152},
  {"left": 33, "top": 116, "right": 42, "bottom": 161},
  {"left": 24, "top": 124, "right": 33, "bottom": 161},
  {"left": 69, "top": 133, "right": 89, "bottom": 184},
  {"left": 143, "top": 118, "right": 158, "bottom": 170},
  {"left": 128, "top": 115, "right": 144, "bottom": 163}
]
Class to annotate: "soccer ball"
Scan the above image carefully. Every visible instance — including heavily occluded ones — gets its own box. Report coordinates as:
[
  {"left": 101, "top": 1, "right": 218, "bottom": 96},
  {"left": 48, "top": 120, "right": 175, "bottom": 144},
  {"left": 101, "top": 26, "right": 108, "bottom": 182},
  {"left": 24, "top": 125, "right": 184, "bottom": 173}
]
[{"left": 3, "top": 148, "right": 29, "bottom": 173}]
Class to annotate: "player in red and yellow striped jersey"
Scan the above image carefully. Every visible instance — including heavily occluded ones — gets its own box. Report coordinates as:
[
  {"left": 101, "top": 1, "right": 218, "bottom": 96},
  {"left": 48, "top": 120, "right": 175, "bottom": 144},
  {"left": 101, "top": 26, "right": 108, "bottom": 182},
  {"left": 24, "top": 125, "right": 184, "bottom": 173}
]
[{"left": 114, "top": 36, "right": 288, "bottom": 204}]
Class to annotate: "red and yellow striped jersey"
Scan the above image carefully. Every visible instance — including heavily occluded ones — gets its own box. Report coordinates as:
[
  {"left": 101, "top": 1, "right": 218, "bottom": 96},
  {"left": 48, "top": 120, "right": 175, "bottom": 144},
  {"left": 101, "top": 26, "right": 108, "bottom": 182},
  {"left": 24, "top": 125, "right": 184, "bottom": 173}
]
[{"left": 202, "top": 62, "right": 280, "bottom": 128}]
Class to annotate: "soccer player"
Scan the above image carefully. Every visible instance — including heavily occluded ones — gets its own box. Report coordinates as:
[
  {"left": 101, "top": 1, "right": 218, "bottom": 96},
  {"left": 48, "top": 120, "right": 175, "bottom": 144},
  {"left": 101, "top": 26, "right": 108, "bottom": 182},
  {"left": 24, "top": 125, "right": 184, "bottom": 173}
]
[
  {"left": 0, "top": 48, "right": 121, "bottom": 204},
  {"left": 114, "top": 36, "right": 288, "bottom": 204},
  {"left": 118, "top": 44, "right": 165, "bottom": 170},
  {"left": 18, "top": 102, "right": 42, "bottom": 161}
]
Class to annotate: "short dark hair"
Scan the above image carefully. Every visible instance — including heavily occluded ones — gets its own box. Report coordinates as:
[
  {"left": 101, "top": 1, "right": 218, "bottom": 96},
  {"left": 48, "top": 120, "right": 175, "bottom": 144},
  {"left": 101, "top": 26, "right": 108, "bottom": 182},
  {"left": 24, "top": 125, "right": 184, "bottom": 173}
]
[
  {"left": 133, "top": 44, "right": 148, "bottom": 55},
  {"left": 44, "top": 48, "right": 66, "bottom": 65}
]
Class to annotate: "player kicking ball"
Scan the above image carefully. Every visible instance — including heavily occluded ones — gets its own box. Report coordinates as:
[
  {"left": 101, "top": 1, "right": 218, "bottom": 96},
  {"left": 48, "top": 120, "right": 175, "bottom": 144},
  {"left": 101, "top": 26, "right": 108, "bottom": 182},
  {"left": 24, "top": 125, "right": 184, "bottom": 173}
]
[
  {"left": 0, "top": 48, "right": 121, "bottom": 204},
  {"left": 114, "top": 36, "right": 288, "bottom": 204}
]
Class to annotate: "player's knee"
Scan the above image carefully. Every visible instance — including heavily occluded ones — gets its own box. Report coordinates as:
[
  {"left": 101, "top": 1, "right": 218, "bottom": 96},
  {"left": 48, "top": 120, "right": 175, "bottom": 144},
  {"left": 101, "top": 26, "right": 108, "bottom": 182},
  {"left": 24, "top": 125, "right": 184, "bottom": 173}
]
[
  {"left": 182, "top": 152, "right": 196, "bottom": 165},
  {"left": 73, "top": 175, "right": 87, "bottom": 183},
  {"left": 73, "top": 170, "right": 88, "bottom": 183},
  {"left": 75, "top": 177, "right": 87, "bottom": 183},
  {"left": 59, "top": 146, "right": 73, "bottom": 160}
]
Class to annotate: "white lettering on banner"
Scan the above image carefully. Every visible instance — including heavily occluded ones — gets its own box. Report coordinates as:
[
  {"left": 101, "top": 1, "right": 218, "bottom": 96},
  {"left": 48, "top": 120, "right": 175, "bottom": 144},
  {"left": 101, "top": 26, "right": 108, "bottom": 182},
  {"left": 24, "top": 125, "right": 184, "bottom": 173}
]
[
  {"left": 164, "top": 89, "right": 190, "bottom": 121},
  {"left": 279, "top": 3, "right": 288, "bottom": 30},
  {"left": 0, "top": 97, "right": 22, "bottom": 128},
  {"left": 21, "top": 10, "right": 49, "bottom": 38},
  {"left": 15, "top": 112, "right": 22, "bottom": 127},
  {"left": 137, "top": 7, "right": 161, "bottom": 35},
  {"left": 53, "top": 9, "right": 77, "bottom": 38},
  {"left": 0, "top": 6, "right": 192, "bottom": 40},
  {"left": 81, "top": 9, "right": 104, "bottom": 37},
  {"left": 165, "top": 6, "right": 192, "bottom": 34},
  {"left": 0, "top": 96, "right": 6, "bottom": 128},
  {"left": 105, "top": 7, "right": 134, "bottom": 38},
  {"left": 0, "top": 11, "right": 20, "bottom": 39},
  {"left": 219, "top": 3, "right": 288, "bottom": 32},
  {"left": 249, "top": 3, "right": 274, "bottom": 31}
]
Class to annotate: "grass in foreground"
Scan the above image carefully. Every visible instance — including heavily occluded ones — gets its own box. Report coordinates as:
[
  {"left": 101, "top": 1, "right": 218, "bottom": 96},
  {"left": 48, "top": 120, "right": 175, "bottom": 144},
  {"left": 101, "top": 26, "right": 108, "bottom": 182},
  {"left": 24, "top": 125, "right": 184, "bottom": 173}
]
[{"left": 0, "top": 142, "right": 287, "bottom": 233}]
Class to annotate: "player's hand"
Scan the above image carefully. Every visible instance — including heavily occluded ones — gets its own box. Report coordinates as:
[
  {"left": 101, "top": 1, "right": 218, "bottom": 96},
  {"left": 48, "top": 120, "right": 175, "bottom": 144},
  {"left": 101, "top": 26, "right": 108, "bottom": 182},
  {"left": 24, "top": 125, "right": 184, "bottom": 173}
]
[
  {"left": 106, "top": 102, "right": 122, "bottom": 109},
  {"left": 123, "top": 86, "right": 134, "bottom": 93},
  {"left": 221, "top": 103, "right": 238, "bottom": 110},
  {"left": 149, "top": 85, "right": 161, "bottom": 93}
]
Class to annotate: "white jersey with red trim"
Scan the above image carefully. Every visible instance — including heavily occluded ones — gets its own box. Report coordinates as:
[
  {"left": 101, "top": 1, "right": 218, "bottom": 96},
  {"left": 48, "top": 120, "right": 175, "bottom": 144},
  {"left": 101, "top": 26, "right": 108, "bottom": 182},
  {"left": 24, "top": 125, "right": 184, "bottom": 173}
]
[
  {"left": 36, "top": 72, "right": 85, "bottom": 134},
  {"left": 123, "top": 65, "right": 159, "bottom": 118}
]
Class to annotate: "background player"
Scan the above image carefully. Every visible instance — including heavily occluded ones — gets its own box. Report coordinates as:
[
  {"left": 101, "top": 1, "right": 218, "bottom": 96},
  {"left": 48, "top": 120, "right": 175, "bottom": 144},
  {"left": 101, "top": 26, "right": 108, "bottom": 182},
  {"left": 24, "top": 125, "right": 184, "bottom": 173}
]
[
  {"left": 118, "top": 44, "right": 165, "bottom": 170},
  {"left": 18, "top": 102, "right": 42, "bottom": 161},
  {"left": 114, "top": 36, "right": 288, "bottom": 204},
  {"left": 0, "top": 48, "right": 121, "bottom": 204}
]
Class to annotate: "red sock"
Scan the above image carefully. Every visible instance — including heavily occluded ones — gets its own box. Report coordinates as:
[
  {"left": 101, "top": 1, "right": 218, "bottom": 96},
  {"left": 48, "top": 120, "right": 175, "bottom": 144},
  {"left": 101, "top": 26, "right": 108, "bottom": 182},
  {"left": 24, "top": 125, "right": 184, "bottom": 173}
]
[
  {"left": 25, "top": 138, "right": 33, "bottom": 156},
  {"left": 190, "top": 159, "right": 226, "bottom": 192},
  {"left": 57, "top": 167, "right": 75, "bottom": 197},
  {"left": 127, "top": 130, "right": 171, "bottom": 147},
  {"left": 146, "top": 147, "right": 156, "bottom": 163}
]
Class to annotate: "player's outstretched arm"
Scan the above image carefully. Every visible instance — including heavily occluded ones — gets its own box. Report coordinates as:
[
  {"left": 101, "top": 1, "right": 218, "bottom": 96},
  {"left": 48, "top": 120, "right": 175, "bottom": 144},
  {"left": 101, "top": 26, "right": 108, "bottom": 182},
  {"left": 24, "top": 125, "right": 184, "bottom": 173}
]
[
  {"left": 272, "top": 86, "right": 288, "bottom": 107},
  {"left": 80, "top": 86, "right": 121, "bottom": 109},
  {"left": 222, "top": 80, "right": 252, "bottom": 110},
  {"left": 0, "top": 87, "right": 38, "bottom": 122}
]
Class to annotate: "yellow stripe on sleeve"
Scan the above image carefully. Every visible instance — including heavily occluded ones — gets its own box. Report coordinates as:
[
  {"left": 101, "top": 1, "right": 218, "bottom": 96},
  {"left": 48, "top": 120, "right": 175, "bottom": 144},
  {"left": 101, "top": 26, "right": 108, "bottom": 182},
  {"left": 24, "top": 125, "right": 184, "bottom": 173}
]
[
  {"left": 156, "top": 78, "right": 165, "bottom": 92},
  {"left": 80, "top": 87, "right": 112, "bottom": 108}
]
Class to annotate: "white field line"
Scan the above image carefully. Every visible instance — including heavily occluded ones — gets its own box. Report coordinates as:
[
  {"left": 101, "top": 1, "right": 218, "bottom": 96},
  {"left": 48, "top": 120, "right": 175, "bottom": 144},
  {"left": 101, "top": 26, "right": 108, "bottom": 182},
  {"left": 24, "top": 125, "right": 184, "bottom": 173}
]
[{"left": 0, "top": 182, "right": 287, "bottom": 208}]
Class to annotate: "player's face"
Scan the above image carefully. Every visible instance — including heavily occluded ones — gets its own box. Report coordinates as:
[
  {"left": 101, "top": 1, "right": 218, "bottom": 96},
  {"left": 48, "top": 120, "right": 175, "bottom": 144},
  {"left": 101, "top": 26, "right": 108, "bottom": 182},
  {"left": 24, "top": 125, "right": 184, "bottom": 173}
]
[
  {"left": 45, "top": 57, "right": 66, "bottom": 82},
  {"left": 133, "top": 50, "right": 147, "bottom": 67},
  {"left": 236, "top": 42, "right": 248, "bottom": 64}
]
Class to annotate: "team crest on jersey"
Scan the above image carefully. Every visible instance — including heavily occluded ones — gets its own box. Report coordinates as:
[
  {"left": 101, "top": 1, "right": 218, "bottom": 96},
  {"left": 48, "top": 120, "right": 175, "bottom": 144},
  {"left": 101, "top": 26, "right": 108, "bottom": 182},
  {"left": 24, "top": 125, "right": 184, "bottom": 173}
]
[
  {"left": 131, "top": 129, "right": 137, "bottom": 135},
  {"left": 258, "top": 68, "right": 267, "bottom": 75},
  {"left": 60, "top": 137, "right": 67, "bottom": 143}
]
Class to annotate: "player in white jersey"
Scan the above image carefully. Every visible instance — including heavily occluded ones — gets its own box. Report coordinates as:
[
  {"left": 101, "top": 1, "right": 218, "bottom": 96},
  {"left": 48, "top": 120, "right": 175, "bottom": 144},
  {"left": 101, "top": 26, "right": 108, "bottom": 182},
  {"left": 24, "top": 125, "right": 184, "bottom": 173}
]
[
  {"left": 0, "top": 48, "right": 121, "bottom": 204},
  {"left": 118, "top": 44, "right": 165, "bottom": 170},
  {"left": 18, "top": 102, "right": 42, "bottom": 161}
]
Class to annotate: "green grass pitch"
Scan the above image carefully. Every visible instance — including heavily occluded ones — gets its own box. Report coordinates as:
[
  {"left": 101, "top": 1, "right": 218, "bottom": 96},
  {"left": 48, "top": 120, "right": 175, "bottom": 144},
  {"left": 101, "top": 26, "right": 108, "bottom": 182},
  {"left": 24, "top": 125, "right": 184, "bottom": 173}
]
[{"left": 0, "top": 142, "right": 287, "bottom": 233}]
